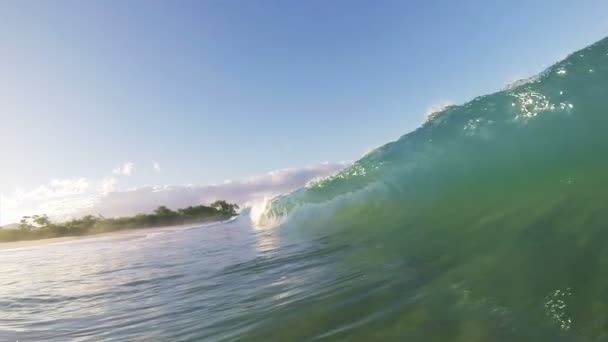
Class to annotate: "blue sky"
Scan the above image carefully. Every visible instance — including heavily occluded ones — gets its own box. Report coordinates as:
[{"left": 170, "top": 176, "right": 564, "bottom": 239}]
[{"left": 1, "top": 0, "right": 607, "bottom": 222}]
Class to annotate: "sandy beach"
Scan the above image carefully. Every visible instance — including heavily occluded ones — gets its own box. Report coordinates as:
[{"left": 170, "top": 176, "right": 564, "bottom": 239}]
[{"left": 0, "top": 218, "right": 235, "bottom": 251}]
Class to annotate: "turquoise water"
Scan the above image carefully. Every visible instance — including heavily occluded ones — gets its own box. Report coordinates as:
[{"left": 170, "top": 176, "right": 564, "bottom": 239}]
[
  {"left": 254, "top": 36, "right": 608, "bottom": 340},
  {"left": 2, "top": 37, "right": 608, "bottom": 341}
]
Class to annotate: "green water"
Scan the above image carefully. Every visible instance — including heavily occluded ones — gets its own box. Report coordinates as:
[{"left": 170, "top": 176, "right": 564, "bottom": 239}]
[
  {"left": 252, "top": 37, "right": 608, "bottom": 340},
  {"left": 4, "top": 38, "right": 608, "bottom": 342}
]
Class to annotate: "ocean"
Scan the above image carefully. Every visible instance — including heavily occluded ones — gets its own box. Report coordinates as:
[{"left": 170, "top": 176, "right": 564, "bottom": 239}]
[{"left": 2, "top": 37, "right": 608, "bottom": 341}]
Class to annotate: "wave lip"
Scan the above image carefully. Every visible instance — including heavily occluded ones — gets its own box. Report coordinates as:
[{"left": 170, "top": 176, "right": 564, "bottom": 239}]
[
  {"left": 262, "top": 36, "right": 608, "bottom": 230},
  {"left": 250, "top": 36, "right": 608, "bottom": 339}
]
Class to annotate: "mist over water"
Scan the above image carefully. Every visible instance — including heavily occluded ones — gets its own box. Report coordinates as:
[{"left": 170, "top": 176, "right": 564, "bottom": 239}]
[{"left": 3, "top": 37, "right": 608, "bottom": 341}]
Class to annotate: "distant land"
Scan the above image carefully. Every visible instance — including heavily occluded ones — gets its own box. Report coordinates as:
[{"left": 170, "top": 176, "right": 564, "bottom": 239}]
[
  {"left": 0, "top": 200, "right": 238, "bottom": 243},
  {"left": 0, "top": 223, "right": 19, "bottom": 230}
]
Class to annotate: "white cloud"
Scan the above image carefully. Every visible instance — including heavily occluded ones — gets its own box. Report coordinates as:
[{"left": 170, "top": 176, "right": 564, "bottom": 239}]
[
  {"left": 82, "top": 162, "right": 350, "bottom": 218},
  {"left": 19, "top": 178, "right": 89, "bottom": 201},
  {"left": 1, "top": 178, "right": 91, "bottom": 225},
  {"left": 1, "top": 162, "right": 351, "bottom": 224},
  {"left": 0, "top": 193, "right": 19, "bottom": 226},
  {"left": 113, "top": 162, "right": 136, "bottom": 176},
  {"left": 100, "top": 177, "right": 116, "bottom": 194},
  {"left": 153, "top": 161, "right": 161, "bottom": 172}
]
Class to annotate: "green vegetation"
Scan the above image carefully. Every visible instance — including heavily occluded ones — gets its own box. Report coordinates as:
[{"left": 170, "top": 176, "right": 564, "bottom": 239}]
[{"left": 0, "top": 200, "right": 239, "bottom": 243}]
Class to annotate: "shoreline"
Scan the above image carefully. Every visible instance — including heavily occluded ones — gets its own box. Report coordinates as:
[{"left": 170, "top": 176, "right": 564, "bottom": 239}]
[
  {"left": 0, "top": 216, "right": 238, "bottom": 251},
  {"left": 0, "top": 235, "right": 89, "bottom": 251}
]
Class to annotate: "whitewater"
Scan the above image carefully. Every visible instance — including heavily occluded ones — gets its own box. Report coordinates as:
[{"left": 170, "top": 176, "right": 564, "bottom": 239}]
[{"left": 2, "top": 37, "right": 608, "bottom": 341}]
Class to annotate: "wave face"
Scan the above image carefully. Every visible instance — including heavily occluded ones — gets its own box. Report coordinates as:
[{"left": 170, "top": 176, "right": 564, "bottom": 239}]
[{"left": 254, "top": 37, "right": 608, "bottom": 339}]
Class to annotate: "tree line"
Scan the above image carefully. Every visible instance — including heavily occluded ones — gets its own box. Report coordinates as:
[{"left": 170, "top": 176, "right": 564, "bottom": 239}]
[{"left": 0, "top": 200, "right": 239, "bottom": 243}]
